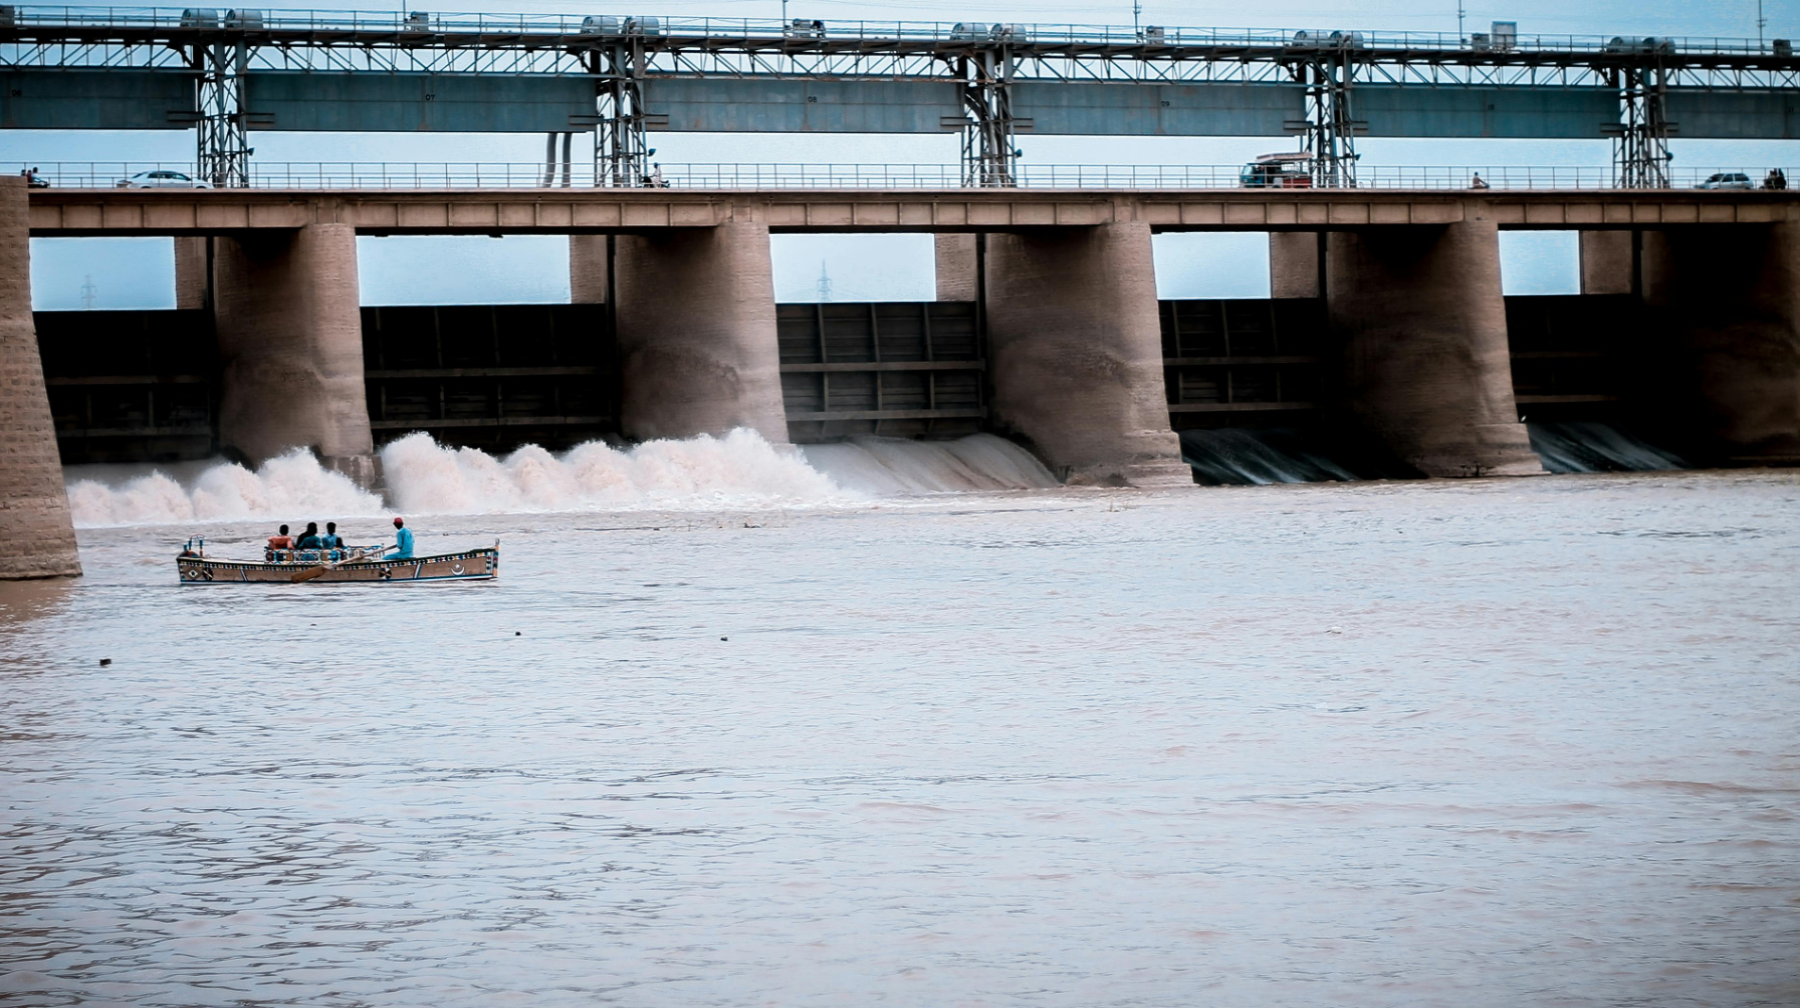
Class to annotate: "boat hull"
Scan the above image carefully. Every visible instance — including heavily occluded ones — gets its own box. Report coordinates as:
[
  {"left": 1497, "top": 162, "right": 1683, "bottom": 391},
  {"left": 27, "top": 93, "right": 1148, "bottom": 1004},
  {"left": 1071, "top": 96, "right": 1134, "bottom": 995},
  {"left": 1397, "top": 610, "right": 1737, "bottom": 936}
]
[{"left": 176, "top": 548, "right": 498, "bottom": 584}]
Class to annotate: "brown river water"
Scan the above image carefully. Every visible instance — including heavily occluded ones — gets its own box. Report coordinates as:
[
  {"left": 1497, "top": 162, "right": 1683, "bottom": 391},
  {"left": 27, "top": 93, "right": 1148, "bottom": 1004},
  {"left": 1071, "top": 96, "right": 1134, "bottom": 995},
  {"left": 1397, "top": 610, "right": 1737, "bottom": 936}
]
[{"left": 2, "top": 469, "right": 1797, "bottom": 1006}]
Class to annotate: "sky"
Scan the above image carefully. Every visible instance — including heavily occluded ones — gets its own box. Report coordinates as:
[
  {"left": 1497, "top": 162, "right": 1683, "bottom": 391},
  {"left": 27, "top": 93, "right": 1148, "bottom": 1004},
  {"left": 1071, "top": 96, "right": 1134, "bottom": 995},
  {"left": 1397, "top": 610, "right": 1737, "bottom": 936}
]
[{"left": 10, "top": 0, "right": 1797, "bottom": 308}]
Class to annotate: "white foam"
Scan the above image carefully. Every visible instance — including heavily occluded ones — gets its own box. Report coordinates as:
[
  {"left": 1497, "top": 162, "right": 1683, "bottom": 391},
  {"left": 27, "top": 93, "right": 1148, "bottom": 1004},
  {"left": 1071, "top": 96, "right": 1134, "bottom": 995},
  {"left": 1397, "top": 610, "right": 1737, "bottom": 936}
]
[
  {"left": 378, "top": 428, "right": 846, "bottom": 514},
  {"left": 63, "top": 430, "right": 1060, "bottom": 527},
  {"left": 67, "top": 450, "right": 383, "bottom": 528}
]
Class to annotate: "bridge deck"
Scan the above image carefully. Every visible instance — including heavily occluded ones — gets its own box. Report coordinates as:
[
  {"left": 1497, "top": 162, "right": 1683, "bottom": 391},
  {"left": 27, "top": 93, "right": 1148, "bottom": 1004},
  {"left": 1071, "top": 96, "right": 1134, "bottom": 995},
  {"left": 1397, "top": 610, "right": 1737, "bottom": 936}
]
[{"left": 25, "top": 188, "right": 1800, "bottom": 236}]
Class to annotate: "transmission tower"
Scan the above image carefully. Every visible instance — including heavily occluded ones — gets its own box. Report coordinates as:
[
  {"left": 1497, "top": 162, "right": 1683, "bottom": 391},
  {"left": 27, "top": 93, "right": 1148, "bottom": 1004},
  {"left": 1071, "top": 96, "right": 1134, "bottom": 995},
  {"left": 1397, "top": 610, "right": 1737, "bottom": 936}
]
[
  {"left": 816, "top": 261, "right": 833, "bottom": 302},
  {"left": 80, "top": 275, "right": 97, "bottom": 310}
]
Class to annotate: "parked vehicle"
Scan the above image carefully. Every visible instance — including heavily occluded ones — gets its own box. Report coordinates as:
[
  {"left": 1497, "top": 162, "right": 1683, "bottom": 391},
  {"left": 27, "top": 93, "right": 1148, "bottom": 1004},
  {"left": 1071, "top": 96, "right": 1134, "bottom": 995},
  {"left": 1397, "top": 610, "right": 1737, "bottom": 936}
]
[
  {"left": 1696, "top": 172, "right": 1754, "bottom": 190},
  {"left": 117, "top": 170, "right": 213, "bottom": 189},
  {"left": 1291, "top": 30, "right": 1364, "bottom": 48},
  {"left": 1604, "top": 36, "right": 1675, "bottom": 54},
  {"left": 1240, "top": 152, "right": 1313, "bottom": 188}
]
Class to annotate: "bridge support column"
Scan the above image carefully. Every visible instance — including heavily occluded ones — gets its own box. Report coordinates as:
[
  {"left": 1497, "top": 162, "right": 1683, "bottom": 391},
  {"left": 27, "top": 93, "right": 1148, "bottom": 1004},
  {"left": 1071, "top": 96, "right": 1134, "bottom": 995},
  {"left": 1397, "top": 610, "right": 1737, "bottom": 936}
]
[
  {"left": 1269, "top": 232, "right": 1321, "bottom": 298},
  {"left": 1580, "top": 230, "right": 1634, "bottom": 295},
  {"left": 1327, "top": 219, "right": 1543, "bottom": 477},
  {"left": 612, "top": 222, "right": 788, "bottom": 444},
  {"left": 984, "top": 222, "right": 1188, "bottom": 486},
  {"left": 1643, "top": 224, "right": 1800, "bottom": 462},
  {"left": 0, "top": 177, "right": 81, "bottom": 579},
  {"left": 935, "top": 233, "right": 978, "bottom": 301},
  {"left": 174, "top": 237, "right": 209, "bottom": 309},
  {"left": 569, "top": 235, "right": 609, "bottom": 304},
  {"left": 213, "top": 223, "right": 379, "bottom": 486}
]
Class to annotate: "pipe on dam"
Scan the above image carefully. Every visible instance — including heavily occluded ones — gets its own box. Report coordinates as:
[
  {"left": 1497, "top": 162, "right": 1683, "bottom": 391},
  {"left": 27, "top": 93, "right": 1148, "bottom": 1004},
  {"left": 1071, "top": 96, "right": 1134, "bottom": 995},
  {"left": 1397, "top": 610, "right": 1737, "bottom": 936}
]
[
  {"left": 984, "top": 222, "right": 1191, "bottom": 486},
  {"left": 213, "top": 223, "right": 382, "bottom": 487},
  {"left": 0, "top": 176, "right": 81, "bottom": 579}
]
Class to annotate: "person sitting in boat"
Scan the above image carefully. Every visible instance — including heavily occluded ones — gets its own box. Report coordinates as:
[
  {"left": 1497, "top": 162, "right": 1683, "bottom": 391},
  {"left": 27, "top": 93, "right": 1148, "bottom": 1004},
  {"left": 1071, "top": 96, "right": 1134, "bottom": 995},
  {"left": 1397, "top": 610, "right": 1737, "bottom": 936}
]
[
  {"left": 266, "top": 524, "right": 293, "bottom": 561},
  {"left": 320, "top": 521, "right": 345, "bottom": 560},
  {"left": 391, "top": 517, "right": 415, "bottom": 560},
  {"left": 294, "top": 522, "right": 323, "bottom": 559}
]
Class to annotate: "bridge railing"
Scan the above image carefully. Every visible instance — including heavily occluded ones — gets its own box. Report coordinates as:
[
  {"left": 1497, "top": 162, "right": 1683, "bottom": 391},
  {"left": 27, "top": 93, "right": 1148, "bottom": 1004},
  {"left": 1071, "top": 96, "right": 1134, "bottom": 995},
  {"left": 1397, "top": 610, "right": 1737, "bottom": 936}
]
[
  {"left": 12, "top": 162, "right": 1796, "bottom": 192},
  {"left": 0, "top": 6, "right": 1783, "bottom": 56}
]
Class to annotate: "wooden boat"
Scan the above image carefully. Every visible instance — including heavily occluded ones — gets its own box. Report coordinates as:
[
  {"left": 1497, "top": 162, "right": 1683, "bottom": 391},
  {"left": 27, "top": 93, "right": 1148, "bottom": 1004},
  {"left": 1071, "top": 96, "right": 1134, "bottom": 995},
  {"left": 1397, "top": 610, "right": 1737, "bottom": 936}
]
[{"left": 176, "top": 544, "right": 499, "bottom": 584}]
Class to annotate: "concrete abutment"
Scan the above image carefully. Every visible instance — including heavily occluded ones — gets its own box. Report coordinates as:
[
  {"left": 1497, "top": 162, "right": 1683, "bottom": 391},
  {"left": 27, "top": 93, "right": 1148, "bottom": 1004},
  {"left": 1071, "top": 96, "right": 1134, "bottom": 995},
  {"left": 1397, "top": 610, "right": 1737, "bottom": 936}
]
[
  {"left": 983, "top": 222, "right": 1189, "bottom": 486},
  {"left": 213, "top": 223, "right": 381, "bottom": 485},
  {"left": 612, "top": 221, "right": 789, "bottom": 444},
  {"left": 1269, "top": 231, "right": 1323, "bottom": 299},
  {"left": 1327, "top": 219, "right": 1544, "bottom": 477},
  {"left": 0, "top": 176, "right": 81, "bottom": 579},
  {"left": 174, "top": 236, "right": 209, "bottom": 309},
  {"left": 568, "top": 235, "right": 609, "bottom": 304},
  {"left": 1642, "top": 224, "right": 1800, "bottom": 462},
  {"left": 934, "top": 233, "right": 978, "bottom": 302},
  {"left": 1579, "top": 230, "right": 1635, "bottom": 295}
]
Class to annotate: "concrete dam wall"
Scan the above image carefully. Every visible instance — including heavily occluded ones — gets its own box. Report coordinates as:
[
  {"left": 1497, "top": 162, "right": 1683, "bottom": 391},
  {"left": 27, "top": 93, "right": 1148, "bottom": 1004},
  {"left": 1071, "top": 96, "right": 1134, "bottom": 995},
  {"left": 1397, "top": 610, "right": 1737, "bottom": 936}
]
[{"left": 11, "top": 183, "right": 1800, "bottom": 576}]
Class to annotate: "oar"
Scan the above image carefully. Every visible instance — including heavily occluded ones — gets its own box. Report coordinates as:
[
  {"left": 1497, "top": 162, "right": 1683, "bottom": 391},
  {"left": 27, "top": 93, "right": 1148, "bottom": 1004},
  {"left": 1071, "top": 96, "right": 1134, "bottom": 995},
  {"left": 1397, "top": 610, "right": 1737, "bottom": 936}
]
[{"left": 291, "top": 545, "right": 391, "bottom": 584}]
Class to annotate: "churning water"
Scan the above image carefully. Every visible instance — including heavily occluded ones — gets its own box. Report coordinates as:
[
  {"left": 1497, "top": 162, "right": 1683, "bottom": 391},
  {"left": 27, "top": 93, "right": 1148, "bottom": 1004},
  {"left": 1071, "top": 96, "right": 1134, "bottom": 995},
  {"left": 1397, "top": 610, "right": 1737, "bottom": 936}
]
[
  {"left": 62, "top": 432, "right": 1057, "bottom": 528},
  {"left": 9, "top": 444, "right": 1799, "bottom": 1006}
]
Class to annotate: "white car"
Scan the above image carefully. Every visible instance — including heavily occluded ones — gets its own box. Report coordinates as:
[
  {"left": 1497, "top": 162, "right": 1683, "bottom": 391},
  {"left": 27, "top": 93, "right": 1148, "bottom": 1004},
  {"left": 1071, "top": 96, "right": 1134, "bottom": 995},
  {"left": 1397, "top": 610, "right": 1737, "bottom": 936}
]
[
  {"left": 1696, "top": 172, "right": 1754, "bottom": 190},
  {"left": 116, "top": 170, "right": 213, "bottom": 189}
]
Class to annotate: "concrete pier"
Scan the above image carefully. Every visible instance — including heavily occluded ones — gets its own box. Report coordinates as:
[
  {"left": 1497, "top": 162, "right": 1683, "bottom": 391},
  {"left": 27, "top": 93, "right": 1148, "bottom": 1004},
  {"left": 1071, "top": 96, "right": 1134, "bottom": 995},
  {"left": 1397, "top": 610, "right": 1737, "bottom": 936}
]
[
  {"left": 612, "top": 221, "right": 789, "bottom": 444},
  {"left": 935, "top": 233, "right": 978, "bottom": 301},
  {"left": 0, "top": 176, "right": 81, "bottom": 579},
  {"left": 1328, "top": 219, "right": 1544, "bottom": 477},
  {"left": 1269, "top": 232, "right": 1322, "bottom": 298},
  {"left": 174, "top": 236, "right": 209, "bottom": 309},
  {"left": 984, "top": 222, "right": 1189, "bottom": 486},
  {"left": 568, "top": 235, "right": 609, "bottom": 304},
  {"left": 213, "top": 223, "right": 380, "bottom": 484},
  {"left": 1579, "top": 230, "right": 1634, "bottom": 295},
  {"left": 1642, "top": 224, "right": 1800, "bottom": 461}
]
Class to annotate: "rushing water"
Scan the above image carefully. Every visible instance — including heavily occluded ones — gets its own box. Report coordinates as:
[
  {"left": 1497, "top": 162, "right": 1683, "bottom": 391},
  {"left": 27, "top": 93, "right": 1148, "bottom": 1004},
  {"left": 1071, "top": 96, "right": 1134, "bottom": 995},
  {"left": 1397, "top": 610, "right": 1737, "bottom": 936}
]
[
  {"left": 61, "top": 432, "right": 1058, "bottom": 528},
  {"left": 4, "top": 460, "right": 1799, "bottom": 1006},
  {"left": 1180, "top": 422, "right": 1692, "bottom": 487}
]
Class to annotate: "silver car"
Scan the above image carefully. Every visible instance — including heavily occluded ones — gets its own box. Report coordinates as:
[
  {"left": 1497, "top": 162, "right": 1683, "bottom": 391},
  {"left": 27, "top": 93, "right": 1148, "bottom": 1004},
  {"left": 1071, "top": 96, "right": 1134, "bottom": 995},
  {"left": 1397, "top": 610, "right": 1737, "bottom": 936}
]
[
  {"left": 1696, "top": 172, "right": 1754, "bottom": 190},
  {"left": 117, "top": 170, "right": 213, "bottom": 189}
]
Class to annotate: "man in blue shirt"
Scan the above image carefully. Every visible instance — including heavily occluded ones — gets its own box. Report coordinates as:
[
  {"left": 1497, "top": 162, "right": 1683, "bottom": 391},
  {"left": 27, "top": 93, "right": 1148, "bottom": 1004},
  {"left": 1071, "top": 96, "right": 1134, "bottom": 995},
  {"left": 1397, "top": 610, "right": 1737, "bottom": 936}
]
[{"left": 392, "top": 517, "right": 415, "bottom": 559}]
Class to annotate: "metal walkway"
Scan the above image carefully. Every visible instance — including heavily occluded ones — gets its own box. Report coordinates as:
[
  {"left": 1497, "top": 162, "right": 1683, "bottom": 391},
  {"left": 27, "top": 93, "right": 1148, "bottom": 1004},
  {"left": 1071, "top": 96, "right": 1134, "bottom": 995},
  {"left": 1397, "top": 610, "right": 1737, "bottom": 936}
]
[{"left": 5, "top": 6, "right": 1800, "bottom": 191}]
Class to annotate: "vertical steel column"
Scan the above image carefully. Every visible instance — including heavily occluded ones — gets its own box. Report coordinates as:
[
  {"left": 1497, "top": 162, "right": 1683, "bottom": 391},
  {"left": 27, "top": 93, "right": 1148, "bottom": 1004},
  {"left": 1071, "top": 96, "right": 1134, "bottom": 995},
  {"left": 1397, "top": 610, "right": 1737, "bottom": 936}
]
[
  {"left": 1298, "top": 50, "right": 1359, "bottom": 189},
  {"left": 957, "top": 45, "right": 1018, "bottom": 187},
  {"left": 196, "top": 36, "right": 250, "bottom": 187},
  {"left": 594, "top": 41, "right": 651, "bottom": 187},
  {"left": 1613, "top": 64, "right": 1672, "bottom": 188}
]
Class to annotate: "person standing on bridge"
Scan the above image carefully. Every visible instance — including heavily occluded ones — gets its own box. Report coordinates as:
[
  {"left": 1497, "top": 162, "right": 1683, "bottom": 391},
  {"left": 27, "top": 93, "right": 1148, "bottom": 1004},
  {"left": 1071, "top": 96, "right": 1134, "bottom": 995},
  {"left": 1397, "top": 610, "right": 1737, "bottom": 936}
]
[{"left": 391, "top": 517, "right": 415, "bottom": 560}]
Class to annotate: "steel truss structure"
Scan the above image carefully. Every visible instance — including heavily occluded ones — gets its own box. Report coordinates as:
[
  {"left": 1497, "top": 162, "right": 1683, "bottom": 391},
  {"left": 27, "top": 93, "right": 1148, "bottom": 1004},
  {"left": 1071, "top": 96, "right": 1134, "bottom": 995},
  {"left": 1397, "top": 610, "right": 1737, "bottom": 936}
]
[{"left": 4, "top": 7, "right": 1799, "bottom": 189}]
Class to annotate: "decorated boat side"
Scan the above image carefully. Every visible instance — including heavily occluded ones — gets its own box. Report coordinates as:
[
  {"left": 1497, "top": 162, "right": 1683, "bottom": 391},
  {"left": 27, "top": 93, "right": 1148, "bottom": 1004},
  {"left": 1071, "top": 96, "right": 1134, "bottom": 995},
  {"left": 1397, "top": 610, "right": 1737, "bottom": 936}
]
[{"left": 176, "top": 543, "right": 499, "bottom": 584}]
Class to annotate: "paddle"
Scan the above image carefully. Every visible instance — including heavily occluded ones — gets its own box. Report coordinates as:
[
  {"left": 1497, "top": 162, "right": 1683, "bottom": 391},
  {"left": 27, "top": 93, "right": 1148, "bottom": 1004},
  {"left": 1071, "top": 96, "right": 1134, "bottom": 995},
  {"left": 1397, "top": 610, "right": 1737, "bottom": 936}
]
[{"left": 290, "top": 545, "right": 392, "bottom": 584}]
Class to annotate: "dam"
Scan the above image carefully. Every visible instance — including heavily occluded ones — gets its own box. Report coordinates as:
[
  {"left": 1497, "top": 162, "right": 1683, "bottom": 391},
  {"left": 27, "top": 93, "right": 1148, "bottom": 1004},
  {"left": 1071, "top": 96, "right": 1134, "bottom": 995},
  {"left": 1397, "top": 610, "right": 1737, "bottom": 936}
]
[
  {"left": 6, "top": 181, "right": 1800, "bottom": 577},
  {"left": 6, "top": 5, "right": 1800, "bottom": 577}
]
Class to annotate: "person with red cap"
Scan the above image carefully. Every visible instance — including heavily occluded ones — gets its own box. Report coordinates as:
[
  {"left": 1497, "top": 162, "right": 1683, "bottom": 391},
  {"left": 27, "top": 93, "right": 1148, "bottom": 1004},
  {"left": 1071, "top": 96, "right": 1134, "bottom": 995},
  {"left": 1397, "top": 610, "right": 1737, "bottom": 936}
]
[{"left": 391, "top": 517, "right": 415, "bottom": 559}]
